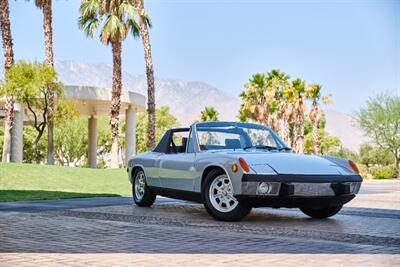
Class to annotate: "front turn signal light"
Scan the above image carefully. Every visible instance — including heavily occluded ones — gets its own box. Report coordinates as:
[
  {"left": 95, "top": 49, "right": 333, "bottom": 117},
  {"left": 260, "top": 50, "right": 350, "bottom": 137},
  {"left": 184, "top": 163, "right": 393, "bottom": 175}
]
[
  {"left": 348, "top": 160, "right": 359, "bottom": 174},
  {"left": 231, "top": 164, "right": 238, "bottom": 173},
  {"left": 239, "top": 158, "right": 250, "bottom": 173}
]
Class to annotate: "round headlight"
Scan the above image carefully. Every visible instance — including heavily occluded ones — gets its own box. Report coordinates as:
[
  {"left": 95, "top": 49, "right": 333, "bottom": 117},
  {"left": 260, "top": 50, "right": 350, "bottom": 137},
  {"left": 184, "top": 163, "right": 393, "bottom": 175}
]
[{"left": 258, "top": 182, "right": 271, "bottom": 195}]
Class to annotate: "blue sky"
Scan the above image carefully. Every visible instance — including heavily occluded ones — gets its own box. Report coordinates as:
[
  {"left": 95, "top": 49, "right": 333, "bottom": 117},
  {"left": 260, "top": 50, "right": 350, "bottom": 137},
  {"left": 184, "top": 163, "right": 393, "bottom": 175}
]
[{"left": 8, "top": 0, "right": 400, "bottom": 114}]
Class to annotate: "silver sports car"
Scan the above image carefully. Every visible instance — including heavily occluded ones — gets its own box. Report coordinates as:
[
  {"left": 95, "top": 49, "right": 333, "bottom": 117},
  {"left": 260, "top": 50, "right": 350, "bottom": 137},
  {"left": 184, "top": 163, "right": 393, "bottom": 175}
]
[{"left": 127, "top": 121, "right": 362, "bottom": 221}]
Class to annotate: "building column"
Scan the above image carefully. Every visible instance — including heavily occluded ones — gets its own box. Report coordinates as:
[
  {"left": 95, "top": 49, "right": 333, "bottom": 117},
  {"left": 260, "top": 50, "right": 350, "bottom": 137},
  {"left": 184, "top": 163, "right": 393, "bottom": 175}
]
[
  {"left": 88, "top": 115, "right": 97, "bottom": 168},
  {"left": 125, "top": 107, "right": 136, "bottom": 166},
  {"left": 10, "top": 104, "right": 23, "bottom": 163}
]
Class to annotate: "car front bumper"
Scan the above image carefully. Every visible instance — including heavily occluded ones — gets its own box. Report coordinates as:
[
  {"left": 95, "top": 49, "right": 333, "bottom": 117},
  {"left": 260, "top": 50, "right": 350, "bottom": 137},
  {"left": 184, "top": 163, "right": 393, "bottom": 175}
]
[{"left": 237, "top": 173, "right": 362, "bottom": 208}]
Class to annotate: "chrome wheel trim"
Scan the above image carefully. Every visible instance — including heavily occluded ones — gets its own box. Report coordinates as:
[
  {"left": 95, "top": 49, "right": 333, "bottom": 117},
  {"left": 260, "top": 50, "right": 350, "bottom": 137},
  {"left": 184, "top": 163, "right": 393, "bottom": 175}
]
[
  {"left": 209, "top": 174, "right": 238, "bottom": 213},
  {"left": 134, "top": 171, "right": 146, "bottom": 201}
]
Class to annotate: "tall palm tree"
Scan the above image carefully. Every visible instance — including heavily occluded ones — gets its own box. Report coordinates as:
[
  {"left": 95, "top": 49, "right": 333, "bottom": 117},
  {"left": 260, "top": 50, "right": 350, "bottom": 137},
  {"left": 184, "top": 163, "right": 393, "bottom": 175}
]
[
  {"left": 35, "top": 0, "right": 55, "bottom": 164},
  {"left": 200, "top": 106, "right": 219, "bottom": 121},
  {"left": 79, "top": 0, "right": 141, "bottom": 167},
  {"left": 133, "top": 0, "right": 156, "bottom": 150},
  {"left": 0, "top": 0, "right": 15, "bottom": 162},
  {"left": 305, "top": 84, "right": 322, "bottom": 155},
  {"left": 278, "top": 84, "right": 295, "bottom": 145},
  {"left": 292, "top": 78, "right": 306, "bottom": 153},
  {"left": 239, "top": 73, "right": 269, "bottom": 124},
  {"left": 265, "top": 69, "right": 290, "bottom": 133}
]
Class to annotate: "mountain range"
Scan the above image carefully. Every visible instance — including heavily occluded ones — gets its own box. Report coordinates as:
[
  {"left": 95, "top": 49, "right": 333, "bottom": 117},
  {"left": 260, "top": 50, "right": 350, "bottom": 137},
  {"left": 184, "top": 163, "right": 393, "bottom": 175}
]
[
  {"left": 55, "top": 61, "right": 240, "bottom": 125},
  {"left": 4, "top": 60, "right": 368, "bottom": 152}
]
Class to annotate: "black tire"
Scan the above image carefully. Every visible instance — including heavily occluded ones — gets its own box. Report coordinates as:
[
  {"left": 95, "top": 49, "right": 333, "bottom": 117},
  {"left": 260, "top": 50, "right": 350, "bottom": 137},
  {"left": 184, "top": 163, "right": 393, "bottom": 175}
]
[
  {"left": 132, "top": 169, "right": 156, "bottom": 207},
  {"left": 300, "top": 205, "right": 342, "bottom": 218},
  {"left": 203, "top": 169, "right": 252, "bottom": 221}
]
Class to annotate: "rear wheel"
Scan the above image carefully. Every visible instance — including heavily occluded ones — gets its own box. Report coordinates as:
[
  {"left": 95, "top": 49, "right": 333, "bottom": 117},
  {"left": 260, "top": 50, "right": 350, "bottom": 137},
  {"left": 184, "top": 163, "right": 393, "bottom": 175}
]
[
  {"left": 203, "top": 169, "right": 251, "bottom": 221},
  {"left": 132, "top": 169, "right": 156, "bottom": 207},
  {"left": 300, "top": 205, "right": 342, "bottom": 218}
]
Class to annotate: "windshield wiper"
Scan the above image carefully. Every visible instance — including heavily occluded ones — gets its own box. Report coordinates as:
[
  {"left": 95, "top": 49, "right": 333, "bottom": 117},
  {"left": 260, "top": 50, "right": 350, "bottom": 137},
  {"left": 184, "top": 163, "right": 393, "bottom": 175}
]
[
  {"left": 243, "top": 145, "right": 278, "bottom": 150},
  {"left": 278, "top": 147, "right": 292, "bottom": 152}
]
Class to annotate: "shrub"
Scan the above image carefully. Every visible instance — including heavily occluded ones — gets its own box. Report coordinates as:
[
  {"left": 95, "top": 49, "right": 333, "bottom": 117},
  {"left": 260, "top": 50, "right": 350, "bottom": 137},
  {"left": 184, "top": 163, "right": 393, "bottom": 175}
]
[{"left": 371, "top": 165, "right": 396, "bottom": 179}]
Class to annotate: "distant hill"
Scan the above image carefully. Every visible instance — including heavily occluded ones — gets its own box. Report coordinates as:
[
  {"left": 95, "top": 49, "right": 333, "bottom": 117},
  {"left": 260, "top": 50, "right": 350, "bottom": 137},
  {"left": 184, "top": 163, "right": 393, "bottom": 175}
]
[
  {"left": 324, "top": 110, "right": 368, "bottom": 152},
  {"left": 55, "top": 61, "right": 240, "bottom": 125},
  {"left": 55, "top": 61, "right": 368, "bottom": 151},
  {"left": 2, "top": 60, "right": 367, "bottom": 152}
]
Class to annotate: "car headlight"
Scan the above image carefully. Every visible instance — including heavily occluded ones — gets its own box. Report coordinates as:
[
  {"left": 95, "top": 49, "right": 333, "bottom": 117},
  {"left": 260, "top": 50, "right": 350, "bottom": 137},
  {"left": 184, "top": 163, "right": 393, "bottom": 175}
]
[{"left": 257, "top": 182, "right": 280, "bottom": 195}]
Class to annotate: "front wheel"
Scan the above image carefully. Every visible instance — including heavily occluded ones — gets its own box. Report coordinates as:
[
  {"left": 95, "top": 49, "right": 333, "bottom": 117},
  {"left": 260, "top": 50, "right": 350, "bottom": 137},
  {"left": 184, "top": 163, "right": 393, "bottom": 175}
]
[
  {"left": 132, "top": 169, "right": 156, "bottom": 207},
  {"left": 203, "top": 169, "right": 252, "bottom": 221},
  {"left": 300, "top": 205, "right": 342, "bottom": 218}
]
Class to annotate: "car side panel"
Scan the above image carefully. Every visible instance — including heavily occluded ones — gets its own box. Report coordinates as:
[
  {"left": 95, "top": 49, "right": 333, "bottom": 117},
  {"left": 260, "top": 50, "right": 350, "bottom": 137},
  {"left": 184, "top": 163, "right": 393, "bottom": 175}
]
[
  {"left": 159, "top": 153, "right": 196, "bottom": 191},
  {"left": 128, "top": 152, "right": 162, "bottom": 187}
]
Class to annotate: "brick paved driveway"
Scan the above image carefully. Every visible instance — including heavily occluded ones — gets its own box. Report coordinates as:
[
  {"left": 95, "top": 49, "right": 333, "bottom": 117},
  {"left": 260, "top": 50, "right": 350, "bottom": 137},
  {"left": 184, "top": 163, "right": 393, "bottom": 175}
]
[{"left": 1, "top": 180, "right": 399, "bottom": 266}]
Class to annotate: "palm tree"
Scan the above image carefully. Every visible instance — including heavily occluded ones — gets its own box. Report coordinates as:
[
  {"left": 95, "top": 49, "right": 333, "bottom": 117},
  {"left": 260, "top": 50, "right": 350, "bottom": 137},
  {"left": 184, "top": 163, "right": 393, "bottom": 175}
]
[
  {"left": 239, "top": 73, "right": 269, "bottom": 124},
  {"left": 292, "top": 78, "right": 306, "bottom": 153},
  {"left": 79, "top": 0, "right": 141, "bottom": 167},
  {"left": 265, "top": 69, "right": 290, "bottom": 134},
  {"left": 0, "top": 0, "right": 15, "bottom": 162},
  {"left": 278, "top": 84, "right": 295, "bottom": 145},
  {"left": 133, "top": 0, "right": 156, "bottom": 150},
  {"left": 35, "top": 0, "right": 55, "bottom": 164},
  {"left": 200, "top": 106, "right": 219, "bottom": 121},
  {"left": 305, "top": 84, "right": 322, "bottom": 155}
]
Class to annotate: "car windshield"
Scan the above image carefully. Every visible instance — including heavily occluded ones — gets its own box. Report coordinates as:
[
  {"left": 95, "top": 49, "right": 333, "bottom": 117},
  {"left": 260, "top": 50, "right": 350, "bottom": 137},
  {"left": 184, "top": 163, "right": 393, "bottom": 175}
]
[{"left": 196, "top": 123, "right": 286, "bottom": 151}]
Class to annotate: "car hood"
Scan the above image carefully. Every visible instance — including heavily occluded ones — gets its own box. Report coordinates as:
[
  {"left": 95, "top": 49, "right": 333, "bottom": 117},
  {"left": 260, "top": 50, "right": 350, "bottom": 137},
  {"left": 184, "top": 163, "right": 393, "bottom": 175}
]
[{"left": 217, "top": 150, "right": 348, "bottom": 175}]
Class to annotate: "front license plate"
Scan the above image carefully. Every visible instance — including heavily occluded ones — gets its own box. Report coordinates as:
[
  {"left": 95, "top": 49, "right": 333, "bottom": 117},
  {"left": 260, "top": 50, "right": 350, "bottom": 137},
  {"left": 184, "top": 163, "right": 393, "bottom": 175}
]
[{"left": 293, "top": 183, "right": 335, "bottom": 196}]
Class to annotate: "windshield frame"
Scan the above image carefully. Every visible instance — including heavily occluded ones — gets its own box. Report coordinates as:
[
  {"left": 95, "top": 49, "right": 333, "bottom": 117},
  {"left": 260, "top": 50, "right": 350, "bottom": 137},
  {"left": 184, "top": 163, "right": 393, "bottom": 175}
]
[{"left": 192, "top": 121, "right": 290, "bottom": 152}]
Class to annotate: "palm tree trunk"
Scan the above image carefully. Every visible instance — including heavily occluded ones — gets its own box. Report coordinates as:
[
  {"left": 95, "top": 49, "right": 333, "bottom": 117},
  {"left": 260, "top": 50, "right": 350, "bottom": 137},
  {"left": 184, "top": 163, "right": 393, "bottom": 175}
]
[
  {"left": 110, "top": 39, "right": 122, "bottom": 168},
  {"left": 297, "top": 98, "right": 305, "bottom": 154},
  {"left": 42, "top": 0, "right": 55, "bottom": 165},
  {"left": 282, "top": 106, "right": 292, "bottom": 145},
  {"left": 291, "top": 120, "right": 297, "bottom": 151},
  {"left": 0, "top": 0, "right": 14, "bottom": 163},
  {"left": 311, "top": 100, "right": 319, "bottom": 155},
  {"left": 135, "top": 0, "right": 156, "bottom": 150}
]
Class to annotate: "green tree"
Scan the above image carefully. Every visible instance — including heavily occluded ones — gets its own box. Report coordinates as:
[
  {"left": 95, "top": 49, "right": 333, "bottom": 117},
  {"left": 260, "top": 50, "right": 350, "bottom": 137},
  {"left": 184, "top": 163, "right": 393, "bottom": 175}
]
[
  {"left": 200, "top": 106, "right": 219, "bottom": 121},
  {"left": 304, "top": 129, "right": 341, "bottom": 155},
  {"left": 0, "top": 0, "right": 15, "bottom": 162},
  {"left": 291, "top": 78, "right": 306, "bottom": 152},
  {"left": 79, "top": 0, "right": 141, "bottom": 168},
  {"left": 330, "top": 147, "right": 358, "bottom": 162},
  {"left": 0, "top": 61, "right": 63, "bottom": 163},
  {"left": 54, "top": 118, "right": 88, "bottom": 166},
  {"left": 239, "top": 69, "right": 290, "bottom": 132},
  {"left": 265, "top": 69, "right": 290, "bottom": 132},
  {"left": 239, "top": 73, "right": 269, "bottom": 124},
  {"left": 305, "top": 84, "right": 322, "bottom": 154},
  {"left": 357, "top": 93, "right": 400, "bottom": 178},
  {"left": 22, "top": 126, "right": 47, "bottom": 163},
  {"left": 240, "top": 69, "right": 331, "bottom": 155},
  {"left": 136, "top": 106, "right": 178, "bottom": 153},
  {"left": 359, "top": 144, "right": 395, "bottom": 167}
]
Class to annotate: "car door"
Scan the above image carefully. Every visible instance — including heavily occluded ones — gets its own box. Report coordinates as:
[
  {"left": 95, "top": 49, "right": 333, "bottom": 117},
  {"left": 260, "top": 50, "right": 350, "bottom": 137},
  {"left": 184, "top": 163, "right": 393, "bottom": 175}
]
[{"left": 159, "top": 129, "right": 196, "bottom": 191}]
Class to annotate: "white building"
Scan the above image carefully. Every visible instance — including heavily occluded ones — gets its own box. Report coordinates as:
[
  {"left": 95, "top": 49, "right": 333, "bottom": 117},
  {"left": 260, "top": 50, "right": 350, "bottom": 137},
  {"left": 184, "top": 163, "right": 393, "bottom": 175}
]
[{"left": 0, "top": 85, "right": 146, "bottom": 168}]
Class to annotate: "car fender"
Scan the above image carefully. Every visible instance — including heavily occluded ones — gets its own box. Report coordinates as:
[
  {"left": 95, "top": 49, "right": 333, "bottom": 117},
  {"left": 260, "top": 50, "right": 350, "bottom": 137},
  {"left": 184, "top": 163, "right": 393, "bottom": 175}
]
[{"left": 194, "top": 154, "right": 246, "bottom": 194}]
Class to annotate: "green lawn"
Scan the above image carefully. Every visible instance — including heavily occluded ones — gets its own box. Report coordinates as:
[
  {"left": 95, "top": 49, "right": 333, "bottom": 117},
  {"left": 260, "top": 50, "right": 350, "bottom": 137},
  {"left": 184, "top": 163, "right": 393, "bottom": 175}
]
[{"left": 0, "top": 163, "right": 131, "bottom": 202}]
